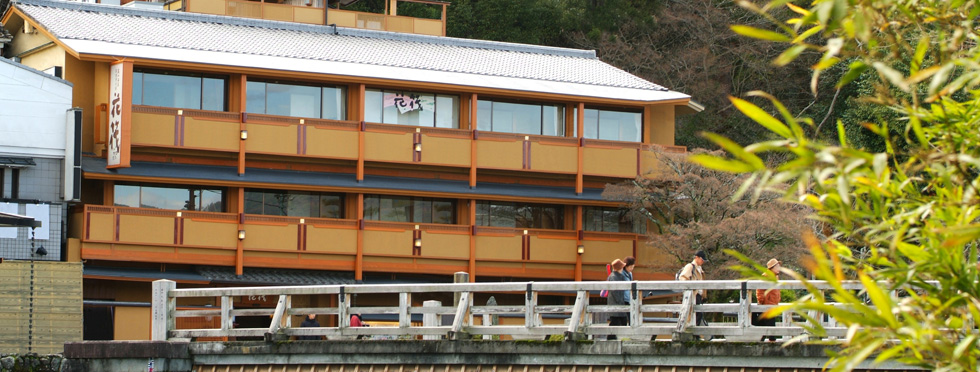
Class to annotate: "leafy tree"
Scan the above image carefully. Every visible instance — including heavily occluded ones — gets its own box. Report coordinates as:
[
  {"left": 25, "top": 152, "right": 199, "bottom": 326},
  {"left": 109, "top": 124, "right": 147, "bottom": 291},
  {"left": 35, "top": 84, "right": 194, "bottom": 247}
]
[
  {"left": 695, "top": 0, "right": 980, "bottom": 370},
  {"left": 603, "top": 149, "right": 813, "bottom": 285}
]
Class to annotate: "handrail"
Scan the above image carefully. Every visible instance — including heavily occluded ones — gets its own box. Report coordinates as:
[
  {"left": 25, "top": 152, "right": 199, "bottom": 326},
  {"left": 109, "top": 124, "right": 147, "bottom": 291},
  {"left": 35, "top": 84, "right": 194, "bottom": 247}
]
[{"left": 151, "top": 279, "right": 904, "bottom": 342}]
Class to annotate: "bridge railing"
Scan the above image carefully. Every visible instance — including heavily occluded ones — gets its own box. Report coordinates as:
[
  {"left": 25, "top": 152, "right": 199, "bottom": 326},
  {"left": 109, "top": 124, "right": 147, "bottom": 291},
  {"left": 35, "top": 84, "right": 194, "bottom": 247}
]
[{"left": 150, "top": 279, "right": 868, "bottom": 342}]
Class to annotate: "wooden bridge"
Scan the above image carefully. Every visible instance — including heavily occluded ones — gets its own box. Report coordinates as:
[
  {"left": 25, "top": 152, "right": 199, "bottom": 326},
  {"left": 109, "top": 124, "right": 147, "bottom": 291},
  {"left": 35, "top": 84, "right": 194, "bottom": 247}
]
[
  {"left": 150, "top": 279, "right": 852, "bottom": 342},
  {"left": 59, "top": 279, "right": 927, "bottom": 372}
]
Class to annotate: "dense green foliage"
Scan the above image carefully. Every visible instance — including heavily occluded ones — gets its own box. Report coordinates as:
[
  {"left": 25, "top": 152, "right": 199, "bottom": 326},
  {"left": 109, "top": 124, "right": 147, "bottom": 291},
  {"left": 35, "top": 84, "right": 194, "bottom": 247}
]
[{"left": 694, "top": 0, "right": 980, "bottom": 370}]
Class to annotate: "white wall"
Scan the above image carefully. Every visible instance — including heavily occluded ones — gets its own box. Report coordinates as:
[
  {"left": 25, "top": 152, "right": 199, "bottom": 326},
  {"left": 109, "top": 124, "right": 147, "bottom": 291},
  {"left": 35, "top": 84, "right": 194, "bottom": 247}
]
[{"left": 0, "top": 57, "right": 73, "bottom": 158}]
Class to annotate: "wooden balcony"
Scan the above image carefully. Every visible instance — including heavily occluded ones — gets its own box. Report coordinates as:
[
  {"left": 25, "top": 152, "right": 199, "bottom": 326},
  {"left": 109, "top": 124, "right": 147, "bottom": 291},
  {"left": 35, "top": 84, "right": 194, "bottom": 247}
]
[
  {"left": 328, "top": 7, "right": 446, "bottom": 37},
  {"left": 170, "top": 0, "right": 447, "bottom": 36},
  {"left": 127, "top": 106, "right": 684, "bottom": 180},
  {"left": 77, "top": 206, "right": 637, "bottom": 280}
]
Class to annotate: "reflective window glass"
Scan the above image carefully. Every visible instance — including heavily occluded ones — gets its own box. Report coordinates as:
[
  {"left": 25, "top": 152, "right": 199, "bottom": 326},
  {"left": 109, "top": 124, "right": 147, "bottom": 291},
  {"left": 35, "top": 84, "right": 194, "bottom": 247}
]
[
  {"left": 113, "top": 184, "right": 225, "bottom": 211},
  {"left": 476, "top": 201, "right": 564, "bottom": 229},
  {"left": 244, "top": 189, "right": 345, "bottom": 218},
  {"left": 365, "top": 89, "right": 458, "bottom": 128},
  {"left": 247, "top": 80, "right": 347, "bottom": 120},
  {"left": 114, "top": 184, "right": 139, "bottom": 207},
  {"left": 581, "top": 108, "right": 642, "bottom": 142},
  {"left": 476, "top": 100, "right": 565, "bottom": 136},
  {"left": 132, "top": 70, "right": 227, "bottom": 111},
  {"left": 583, "top": 206, "right": 644, "bottom": 233},
  {"left": 364, "top": 195, "right": 457, "bottom": 224}
]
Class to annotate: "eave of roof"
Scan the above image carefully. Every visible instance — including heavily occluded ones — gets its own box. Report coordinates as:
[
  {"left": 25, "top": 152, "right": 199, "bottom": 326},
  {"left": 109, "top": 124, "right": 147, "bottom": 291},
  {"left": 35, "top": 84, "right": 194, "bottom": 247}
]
[
  {"left": 81, "top": 157, "right": 612, "bottom": 204},
  {"left": 12, "top": 0, "right": 692, "bottom": 104}
]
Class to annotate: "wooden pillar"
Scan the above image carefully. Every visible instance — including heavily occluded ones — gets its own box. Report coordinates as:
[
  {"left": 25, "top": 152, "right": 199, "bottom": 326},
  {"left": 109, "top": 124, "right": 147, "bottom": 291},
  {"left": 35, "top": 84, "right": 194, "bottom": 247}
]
[
  {"left": 469, "top": 93, "right": 478, "bottom": 189},
  {"left": 237, "top": 75, "right": 247, "bottom": 176},
  {"left": 575, "top": 205, "right": 583, "bottom": 281},
  {"left": 356, "top": 84, "right": 366, "bottom": 182},
  {"left": 235, "top": 187, "right": 245, "bottom": 275},
  {"left": 468, "top": 199, "right": 477, "bottom": 280},
  {"left": 575, "top": 102, "right": 585, "bottom": 195},
  {"left": 355, "top": 193, "right": 364, "bottom": 280}
]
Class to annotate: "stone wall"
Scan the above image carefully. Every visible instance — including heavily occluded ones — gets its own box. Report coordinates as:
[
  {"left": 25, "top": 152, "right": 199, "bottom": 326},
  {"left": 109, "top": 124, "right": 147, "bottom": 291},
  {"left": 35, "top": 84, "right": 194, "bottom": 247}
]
[{"left": 0, "top": 354, "right": 67, "bottom": 372}]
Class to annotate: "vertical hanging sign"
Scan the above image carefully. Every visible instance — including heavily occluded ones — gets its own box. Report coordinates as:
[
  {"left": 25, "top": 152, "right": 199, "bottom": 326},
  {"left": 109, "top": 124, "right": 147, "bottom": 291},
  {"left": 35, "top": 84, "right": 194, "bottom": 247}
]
[{"left": 107, "top": 60, "right": 133, "bottom": 168}]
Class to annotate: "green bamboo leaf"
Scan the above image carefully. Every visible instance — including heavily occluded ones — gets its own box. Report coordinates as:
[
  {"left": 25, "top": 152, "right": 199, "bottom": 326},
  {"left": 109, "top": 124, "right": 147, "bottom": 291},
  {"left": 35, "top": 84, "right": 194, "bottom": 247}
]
[
  {"left": 844, "top": 339, "right": 886, "bottom": 371},
  {"left": 858, "top": 273, "right": 897, "bottom": 327},
  {"left": 689, "top": 154, "right": 756, "bottom": 173},
  {"left": 746, "top": 91, "right": 803, "bottom": 138},
  {"left": 774, "top": 45, "right": 807, "bottom": 66},
  {"left": 814, "top": 56, "right": 840, "bottom": 71},
  {"left": 927, "top": 63, "right": 954, "bottom": 97},
  {"left": 910, "top": 34, "right": 929, "bottom": 75},
  {"left": 872, "top": 62, "right": 910, "bottom": 92},
  {"left": 730, "top": 96, "right": 794, "bottom": 138},
  {"left": 953, "top": 335, "right": 977, "bottom": 360},
  {"left": 836, "top": 61, "right": 868, "bottom": 88},
  {"left": 701, "top": 132, "right": 765, "bottom": 170},
  {"left": 837, "top": 120, "right": 847, "bottom": 146},
  {"left": 873, "top": 344, "right": 907, "bottom": 364},
  {"left": 792, "top": 25, "right": 823, "bottom": 43},
  {"left": 730, "top": 25, "right": 791, "bottom": 42}
]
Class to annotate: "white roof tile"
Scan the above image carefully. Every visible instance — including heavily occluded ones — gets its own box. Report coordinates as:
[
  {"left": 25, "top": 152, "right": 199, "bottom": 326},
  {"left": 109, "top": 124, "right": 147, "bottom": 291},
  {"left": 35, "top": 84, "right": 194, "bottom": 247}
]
[{"left": 12, "top": 0, "right": 690, "bottom": 102}]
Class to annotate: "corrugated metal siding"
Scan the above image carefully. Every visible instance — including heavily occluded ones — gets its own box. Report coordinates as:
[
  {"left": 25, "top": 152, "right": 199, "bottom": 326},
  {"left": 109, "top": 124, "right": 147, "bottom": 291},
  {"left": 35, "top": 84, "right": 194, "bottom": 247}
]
[{"left": 0, "top": 261, "right": 83, "bottom": 354}]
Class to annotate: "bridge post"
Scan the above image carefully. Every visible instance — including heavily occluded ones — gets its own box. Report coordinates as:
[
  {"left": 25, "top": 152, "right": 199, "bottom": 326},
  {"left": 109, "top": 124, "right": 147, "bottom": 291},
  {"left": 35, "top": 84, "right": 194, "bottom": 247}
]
[
  {"left": 453, "top": 272, "right": 469, "bottom": 306},
  {"left": 151, "top": 279, "right": 176, "bottom": 341},
  {"left": 422, "top": 300, "right": 441, "bottom": 340}
]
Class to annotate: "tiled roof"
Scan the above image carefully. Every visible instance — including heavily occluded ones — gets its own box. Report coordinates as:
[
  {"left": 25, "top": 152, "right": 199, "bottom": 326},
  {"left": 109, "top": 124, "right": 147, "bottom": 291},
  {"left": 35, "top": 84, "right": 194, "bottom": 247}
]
[
  {"left": 10, "top": 0, "right": 689, "bottom": 101},
  {"left": 197, "top": 266, "right": 355, "bottom": 286}
]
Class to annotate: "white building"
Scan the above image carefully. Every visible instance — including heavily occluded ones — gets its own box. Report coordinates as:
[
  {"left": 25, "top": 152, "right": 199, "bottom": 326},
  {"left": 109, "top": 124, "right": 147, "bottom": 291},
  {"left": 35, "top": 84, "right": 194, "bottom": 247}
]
[{"left": 0, "top": 56, "right": 79, "bottom": 261}]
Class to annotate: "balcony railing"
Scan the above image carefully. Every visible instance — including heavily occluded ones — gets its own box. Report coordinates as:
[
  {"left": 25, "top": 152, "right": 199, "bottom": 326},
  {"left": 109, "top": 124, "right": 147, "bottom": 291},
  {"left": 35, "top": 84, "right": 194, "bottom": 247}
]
[
  {"left": 128, "top": 106, "right": 684, "bottom": 180},
  {"left": 79, "top": 205, "right": 635, "bottom": 279},
  {"left": 168, "top": 0, "right": 447, "bottom": 36}
]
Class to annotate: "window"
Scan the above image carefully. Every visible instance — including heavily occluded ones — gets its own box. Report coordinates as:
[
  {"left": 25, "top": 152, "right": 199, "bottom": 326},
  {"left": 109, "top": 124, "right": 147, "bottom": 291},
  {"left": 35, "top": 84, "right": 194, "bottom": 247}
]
[
  {"left": 244, "top": 189, "right": 344, "bottom": 218},
  {"left": 132, "top": 70, "right": 226, "bottom": 111},
  {"left": 582, "top": 108, "right": 642, "bottom": 142},
  {"left": 246, "top": 80, "right": 346, "bottom": 120},
  {"left": 364, "top": 195, "right": 456, "bottom": 224},
  {"left": 364, "top": 89, "right": 459, "bottom": 128},
  {"left": 583, "top": 206, "right": 645, "bottom": 233},
  {"left": 477, "top": 100, "right": 564, "bottom": 136},
  {"left": 475, "top": 201, "right": 564, "bottom": 229},
  {"left": 114, "top": 184, "right": 224, "bottom": 211}
]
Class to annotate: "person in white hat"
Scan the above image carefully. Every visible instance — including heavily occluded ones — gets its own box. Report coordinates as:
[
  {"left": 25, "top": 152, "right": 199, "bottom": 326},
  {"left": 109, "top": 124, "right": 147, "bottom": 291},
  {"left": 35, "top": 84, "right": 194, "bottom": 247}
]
[{"left": 754, "top": 258, "right": 782, "bottom": 341}]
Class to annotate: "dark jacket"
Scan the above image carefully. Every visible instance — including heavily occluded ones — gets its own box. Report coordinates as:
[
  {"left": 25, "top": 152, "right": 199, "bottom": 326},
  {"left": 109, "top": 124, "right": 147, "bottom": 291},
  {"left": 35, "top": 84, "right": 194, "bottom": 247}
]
[
  {"left": 298, "top": 318, "right": 320, "bottom": 340},
  {"left": 606, "top": 270, "right": 628, "bottom": 317}
]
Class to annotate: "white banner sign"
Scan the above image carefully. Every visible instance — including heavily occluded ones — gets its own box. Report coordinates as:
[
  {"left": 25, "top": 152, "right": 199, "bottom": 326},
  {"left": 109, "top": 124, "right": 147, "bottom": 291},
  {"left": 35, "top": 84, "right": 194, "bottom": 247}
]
[{"left": 108, "top": 62, "right": 124, "bottom": 167}]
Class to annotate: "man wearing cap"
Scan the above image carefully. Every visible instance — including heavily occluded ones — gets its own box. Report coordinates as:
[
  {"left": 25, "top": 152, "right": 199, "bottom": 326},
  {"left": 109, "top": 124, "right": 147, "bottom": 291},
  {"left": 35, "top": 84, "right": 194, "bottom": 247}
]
[
  {"left": 754, "top": 258, "right": 782, "bottom": 341},
  {"left": 678, "top": 251, "right": 708, "bottom": 329}
]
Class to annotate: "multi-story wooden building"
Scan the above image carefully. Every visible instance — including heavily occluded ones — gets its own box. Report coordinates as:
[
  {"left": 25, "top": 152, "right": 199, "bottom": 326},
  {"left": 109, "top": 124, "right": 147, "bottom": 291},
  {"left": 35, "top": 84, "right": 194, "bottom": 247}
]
[{"left": 2, "top": 0, "right": 698, "bottom": 340}]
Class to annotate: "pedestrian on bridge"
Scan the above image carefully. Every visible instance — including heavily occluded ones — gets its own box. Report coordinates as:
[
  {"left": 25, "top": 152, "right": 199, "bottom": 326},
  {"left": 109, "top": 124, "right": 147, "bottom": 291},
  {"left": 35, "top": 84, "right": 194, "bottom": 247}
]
[
  {"left": 754, "top": 258, "right": 782, "bottom": 342},
  {"left": 622, "top": 256, "right": 636, "bottom": 306},
  {"left": 298, "top": 314, "right": 321, "bottom": 340},
  {"left": 678, "top": 250, "right": 708, "bottom": 330},
  {"left": 606, "top": 258, "right": 629, "bottom": 340}
]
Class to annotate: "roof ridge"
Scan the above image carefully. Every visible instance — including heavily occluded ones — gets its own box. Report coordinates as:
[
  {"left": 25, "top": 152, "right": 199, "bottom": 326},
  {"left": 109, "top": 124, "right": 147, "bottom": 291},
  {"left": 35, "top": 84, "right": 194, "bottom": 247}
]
[{"left": 12, "top": 0, "right": 597, "bottom": 59}]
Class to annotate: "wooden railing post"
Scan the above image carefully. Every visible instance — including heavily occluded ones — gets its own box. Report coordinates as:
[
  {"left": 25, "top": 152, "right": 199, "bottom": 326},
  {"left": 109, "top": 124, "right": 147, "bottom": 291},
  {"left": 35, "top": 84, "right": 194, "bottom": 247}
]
[
  {"left": 422, "top": 300, "right": 441, "bottom": 340},
  {"left": 151, "top": 279, "right": 176, "bottom": 341},
  {"left": 739, "top": 281, "right": 751, "bottom": 330}
]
